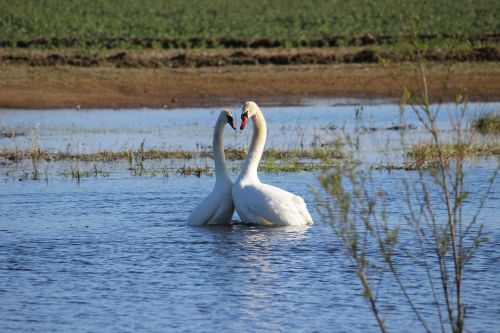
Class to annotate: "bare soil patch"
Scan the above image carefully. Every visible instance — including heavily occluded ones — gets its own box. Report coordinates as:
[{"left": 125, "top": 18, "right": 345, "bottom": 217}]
[{"left": 0, "top": 62, "right": 498, "bottom": 109}]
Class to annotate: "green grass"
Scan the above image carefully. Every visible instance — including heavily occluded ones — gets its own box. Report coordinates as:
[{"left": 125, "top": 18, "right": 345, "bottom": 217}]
[{"left": 1, "top": 0, "right": 498, "bottom": 47}]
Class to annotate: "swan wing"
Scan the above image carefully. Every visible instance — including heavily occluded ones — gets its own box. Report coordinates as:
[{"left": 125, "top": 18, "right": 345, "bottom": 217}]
[
  {"left": 242, "top": 183, "right": 313, "bottom": 226},
  {"left": 187, "top": 188, "right": 234, "bottom": 225},
  {"left": 207, "top": 192, "right": 235, "bottom": 225}
]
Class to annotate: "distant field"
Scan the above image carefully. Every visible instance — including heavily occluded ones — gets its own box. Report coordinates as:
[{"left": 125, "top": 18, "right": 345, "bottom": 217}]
[{"left": 0, "top": 0, "right": 499, "bottom": 48}]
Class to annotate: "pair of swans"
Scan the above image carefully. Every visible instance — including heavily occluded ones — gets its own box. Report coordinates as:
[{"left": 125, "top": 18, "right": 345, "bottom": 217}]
[{"left": 187, "top": 101, "right": 313, "bottom": 227}]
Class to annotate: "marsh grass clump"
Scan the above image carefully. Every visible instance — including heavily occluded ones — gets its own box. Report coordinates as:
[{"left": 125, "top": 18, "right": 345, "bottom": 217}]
[
  {"left": 0, "top": 148, "right": 196, "bottom": 162},
  {"left": 369, "top": 140, "right": 500, "bottom": 172},
  {"left": 408, "top": 141, "right": 500, "bottom": 169},
  {"left": 263, "top": 148, "right": 345, "bottom": 161},
  {"left": 27, "top": 127, "right": 43, "bottom": 180},
  {"left": 223, "top": 148, "right": 247, "bottom": 160},
  {"left": 0, "top": 128, "right": 25, "bottom": 138},
  {"left": 0, "top": 145, "right": 345, "bottom": 180},
  {"left": 61, "top": 163, "right": 110, "bottom": 182},
  {"left": 472, "top": 113, "right": 500, "bottom": 134},
  {"left": 0, "top": 149, "right": 24, "bottom": 162},
  {"left": 0, "top": 146, "right": 343, "bottom": 165},
  {"left": 258, "top": 157, "right": 314, "bottom": 173},
  {"left": 255, "top": 146, "right": 345, "bottom": 173},
  {"left": 75, "top": 149, "right": 195, "bottom": 161},
  {"left": 369, "top": 162, "right": 418, "bottom": 171},
  {"left": 177, "top": 164, "right": 212, "bottom": 177}
]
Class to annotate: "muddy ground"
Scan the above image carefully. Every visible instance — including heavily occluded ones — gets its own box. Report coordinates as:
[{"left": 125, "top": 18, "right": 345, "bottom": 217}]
[{"left": 1, "top": 46, "right": 499, "bottom": 109}]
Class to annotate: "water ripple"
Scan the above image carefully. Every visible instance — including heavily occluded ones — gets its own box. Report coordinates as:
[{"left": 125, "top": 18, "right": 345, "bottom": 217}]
[{"left": 1, "top": 162, "right": 499, "bottom": 332}]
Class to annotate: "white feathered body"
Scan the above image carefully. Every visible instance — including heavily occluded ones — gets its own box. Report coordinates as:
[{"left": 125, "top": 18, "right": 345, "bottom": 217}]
[
  {"left": 232, "top": 101, "right": 313, "bottom": 227},
  {"left": 186, "top": 110, "right": 235, "bottom": 226},
  {"left": 233, "top": 180, "right": 313, "bottom": 226},
  {"left": 187, "top": 180, "right": 234, "bottom": 225}
]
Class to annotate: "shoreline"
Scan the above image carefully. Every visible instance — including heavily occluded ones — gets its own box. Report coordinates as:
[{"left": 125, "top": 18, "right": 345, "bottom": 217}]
[{"left": 1, "top": 62, "right": 499, "bottom": 109}]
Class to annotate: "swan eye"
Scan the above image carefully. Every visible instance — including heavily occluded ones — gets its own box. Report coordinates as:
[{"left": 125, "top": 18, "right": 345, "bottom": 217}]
[{"left": 241, "top": 112, "right": 248, "bottom": 119}]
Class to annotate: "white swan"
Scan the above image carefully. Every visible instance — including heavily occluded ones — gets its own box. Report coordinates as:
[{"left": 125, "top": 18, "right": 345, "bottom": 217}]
[
  {"left": 232, "top": 101, "right": 313, "bottom": 226},
  {"left": 187, "top": 110, "right": 236, "bottom": 225}
]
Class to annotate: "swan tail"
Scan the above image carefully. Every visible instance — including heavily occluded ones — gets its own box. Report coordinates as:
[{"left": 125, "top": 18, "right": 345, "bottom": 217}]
[{"left": 292, "top": 195, "right": 314, "bottom": 225}]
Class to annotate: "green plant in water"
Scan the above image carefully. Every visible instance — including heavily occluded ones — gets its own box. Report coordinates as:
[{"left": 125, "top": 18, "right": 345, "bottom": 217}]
[
  {"left": 28, "top": 126, "right": 42, "bottom": 180},
  {"left": 472, "top": 112, "right": 500, "bottom": 134},
  {"left": 408, "top": 141, "right": 500, "bottom": 169}
]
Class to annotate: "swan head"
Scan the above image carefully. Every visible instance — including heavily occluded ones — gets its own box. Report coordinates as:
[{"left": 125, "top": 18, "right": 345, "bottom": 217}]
[
  {"left": 240, "top": 101, "right": 259, "bottom": 130},
  {"left": 222, "top": 109, "right": 237, "bottom": 130}
]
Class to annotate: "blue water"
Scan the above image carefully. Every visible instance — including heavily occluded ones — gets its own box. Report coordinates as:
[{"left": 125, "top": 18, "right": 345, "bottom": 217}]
[
  {"left": 2, "top": 102, "right": 499, "bottom": 153},
  {"left": 1, "top": 169, "right": 499, "bottom": 332},
  {"left": 1, "top": 103, "right": 499, "bottom": 332}
]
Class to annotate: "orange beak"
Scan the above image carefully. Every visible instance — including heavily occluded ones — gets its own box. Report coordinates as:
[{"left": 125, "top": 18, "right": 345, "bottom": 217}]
[{"left": 240, "top": 115, "right": 248, "bottom": 130}]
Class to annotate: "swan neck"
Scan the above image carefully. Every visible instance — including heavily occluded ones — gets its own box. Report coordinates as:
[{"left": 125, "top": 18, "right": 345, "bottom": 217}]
[
  {"left": 240, "top": 108, "right": 266, "bottom": 181},
  {"left": 213, "top": 116, "right": 230, "bottom": 184}
]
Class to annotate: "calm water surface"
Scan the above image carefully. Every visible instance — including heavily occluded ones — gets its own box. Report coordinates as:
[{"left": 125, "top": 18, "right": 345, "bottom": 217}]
[
  {"left": 1, "top": 102, "right": 499, "bottom": 332},
  {"left": 2, "top": 101, "right": 499, "bottom": 154}
]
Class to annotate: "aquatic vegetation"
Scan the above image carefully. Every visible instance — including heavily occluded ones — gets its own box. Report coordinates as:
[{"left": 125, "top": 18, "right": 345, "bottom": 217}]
[
  {"left": 472, "top": 113, "right": 500, "bottom": 134},
  {"left": 61, "top": 164, "right": 110, "bottom": 182},
  {"left": 0, "top": 146, "right": 344, "bottom": 163},
  {"left": 0, "top": 128, "right": 25, "bottom": 138},
  {"left": 0, "top": 148, "right": 195, "bottom": 162},
  {"left": 0, "top": 144, "right": 345, "bottom": 180},
  {"left": 1, "top": 131, "right": 497, "bottom": 180},
  {"left": 258, "top": 148, "right": 344, "bottom": 173},
  {"left": 263, "top": 148, "right": 344, "bottom": 161},
  {"left": 369, "top": 162, "right": 418, "bottom": 171},
  {"left": 408, "top": 141, "right": 500, "bottom": 169},
  {"left": 259, "top": 157, "right": 316, "bottom": 173}
]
